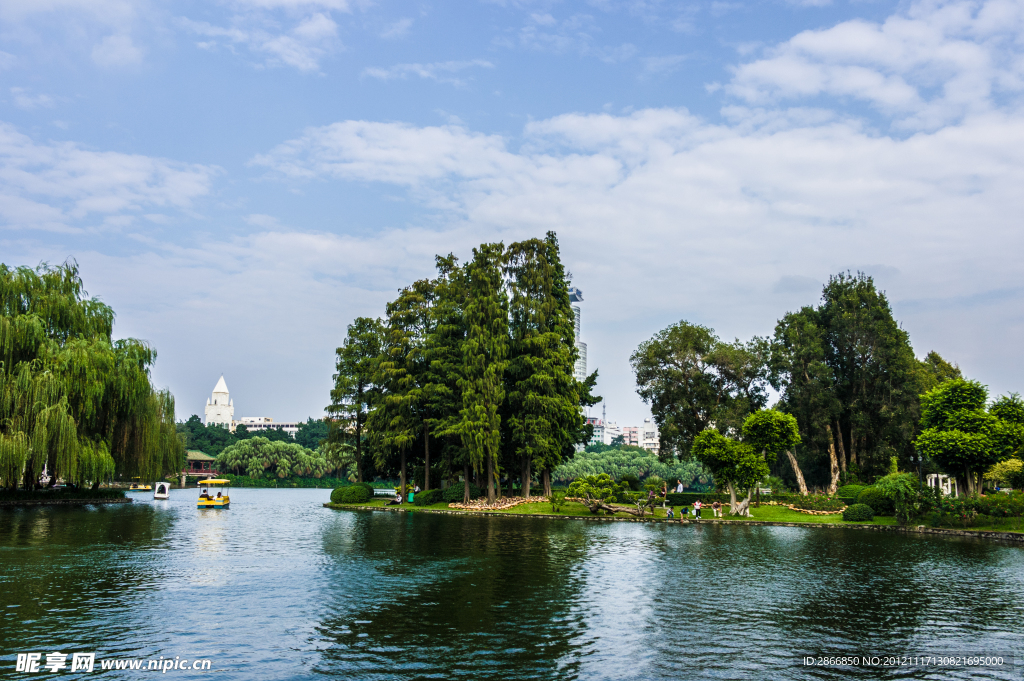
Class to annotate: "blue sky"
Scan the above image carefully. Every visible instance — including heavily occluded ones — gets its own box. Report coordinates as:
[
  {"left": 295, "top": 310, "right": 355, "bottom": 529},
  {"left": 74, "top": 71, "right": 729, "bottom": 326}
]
[{"left": 2, "top": 0, "right": 1022, "bottom": 427}]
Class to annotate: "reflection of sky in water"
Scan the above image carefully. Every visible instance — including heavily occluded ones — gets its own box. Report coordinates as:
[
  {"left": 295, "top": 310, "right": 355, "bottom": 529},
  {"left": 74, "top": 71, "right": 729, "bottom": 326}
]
[{"left": 2, "top": 491, "right": 1024, "bottom": 680}]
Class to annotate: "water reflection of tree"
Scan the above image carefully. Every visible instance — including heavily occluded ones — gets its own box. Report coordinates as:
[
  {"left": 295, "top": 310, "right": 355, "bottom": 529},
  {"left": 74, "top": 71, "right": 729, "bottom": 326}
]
[
  {"left": 316, "top": 513, "right": 592, "bottom": 679},
  {"left": 0, "top": 505, "right": 173, "bottom": 652}
]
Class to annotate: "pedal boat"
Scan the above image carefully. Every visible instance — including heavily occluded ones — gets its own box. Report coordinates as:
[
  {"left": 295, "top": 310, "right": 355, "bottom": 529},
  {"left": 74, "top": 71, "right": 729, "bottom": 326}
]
[{"left": 197, "top": 479, "right": 230, "bottom": 509}]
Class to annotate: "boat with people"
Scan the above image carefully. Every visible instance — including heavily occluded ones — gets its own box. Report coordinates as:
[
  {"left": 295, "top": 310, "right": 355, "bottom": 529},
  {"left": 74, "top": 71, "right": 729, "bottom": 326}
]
[
  {"left": 153, "top": 481, "right": 170, "bottom": 500},
  {"left": 197, "top": 479, "right": 230, "bottom": 509},
  {"left": 128, "top": 477, "right": 152, "bottom": 492}
]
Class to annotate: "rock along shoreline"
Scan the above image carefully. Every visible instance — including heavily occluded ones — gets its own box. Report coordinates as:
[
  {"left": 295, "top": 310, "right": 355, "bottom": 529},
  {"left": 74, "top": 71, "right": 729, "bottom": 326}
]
[
  {"left": 0, "top": 498, "right": 133, "bottom": 508},
  {"left": 323, "top": 502, "right": 1024, "bottom": 545}
]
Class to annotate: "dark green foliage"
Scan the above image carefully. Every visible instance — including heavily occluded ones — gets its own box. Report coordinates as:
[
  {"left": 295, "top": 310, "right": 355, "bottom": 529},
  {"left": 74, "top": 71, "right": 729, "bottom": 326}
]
[
  {"left": 791, "top": 495, "right": 845, "bottom": 511},
  {"left": 223, "top": 475, "right": 351, "bottom": 489},
  {"left": 353, "top": 481, "right": 375, "bottom": 497},
  {"left": 178, "top": 415, "right": 237, "bottom": 457},
  {"left": 414, "top": 488, "right": 444, "bottom": 506},
  {"left": 666, "top": 492, "right": 730, "bottom": 506},
  {"left": 620, "top": 473, "right": 641, "bottom": 491},
  {"left": 856, "top": 487, "right": 895, "bottom": 515},
  {"left": 327, "top": 317, "right": 384, "bottom": 484},
  {"left": 295, "top": 418, "right": 329, "bottom": 450},
  {"left": 442, "top": 481, "right": 483, "bottom": 503},
  {"left": 843, "top": 503, "right": 875, "bottom": 521},
  {"left": 836, "top": 484, "right": 866, "bottom": 498},
  {"left": 332, "top": 485, "right": 372, "bottom": 504}
]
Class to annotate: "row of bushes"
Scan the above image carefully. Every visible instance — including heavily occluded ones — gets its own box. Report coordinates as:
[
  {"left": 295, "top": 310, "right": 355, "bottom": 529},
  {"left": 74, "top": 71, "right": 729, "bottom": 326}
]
[
  {"left": 221, "top": 475, "right": 354, "bottom": 489},
  {"left": 0, "top": 488, "right": 127, "bottom": 501},
  {"left": 329, "top": 481, "right": 489, "bottom": 506}
]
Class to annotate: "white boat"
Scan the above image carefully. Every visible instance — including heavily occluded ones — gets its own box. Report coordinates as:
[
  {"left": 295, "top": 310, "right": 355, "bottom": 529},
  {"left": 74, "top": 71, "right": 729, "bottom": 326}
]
[{"left": 153, "top": 482, "right": 171, "bottom": 500}]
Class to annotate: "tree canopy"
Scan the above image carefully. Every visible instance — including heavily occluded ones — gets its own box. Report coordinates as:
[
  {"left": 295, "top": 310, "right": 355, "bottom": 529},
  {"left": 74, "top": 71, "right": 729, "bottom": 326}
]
[{"left": 1, "top": 261, "right": 183, "bottom": 489}]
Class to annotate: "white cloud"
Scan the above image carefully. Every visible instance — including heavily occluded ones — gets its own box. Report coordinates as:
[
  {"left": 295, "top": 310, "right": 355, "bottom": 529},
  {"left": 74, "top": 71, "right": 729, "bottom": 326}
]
[
  {"left": 379, "top": 17, "right": 412, "bottom": 39},
  {"left": 361, "top": 59, "right": 494, "bottom": 85},
  {"left": 250, "top": 104, "right": 1024, "bottom": 413},
  {"left": 10, "top": 87, "right": 55, "bottom": 110},
  {"left": 91, "top": 33, "right": 144, "bottom": 67},
  {"left": 181, "top": 12, "right": 339, "bottom": 72},
  {"left": 726, "top": 0, "right": 1024, "bottom": 129},
  {"left": 0, "top": 121, "right": 218, "bottom": 232}
]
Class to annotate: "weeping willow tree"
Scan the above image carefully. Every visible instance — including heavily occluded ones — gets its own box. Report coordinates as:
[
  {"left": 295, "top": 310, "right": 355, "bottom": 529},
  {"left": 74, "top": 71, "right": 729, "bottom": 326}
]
[
  {"left": 0, "top": 262, "right": 184, "bottom": 489},
  {"left": 215, "top": 437, "right": 335, "bottom": 479}
]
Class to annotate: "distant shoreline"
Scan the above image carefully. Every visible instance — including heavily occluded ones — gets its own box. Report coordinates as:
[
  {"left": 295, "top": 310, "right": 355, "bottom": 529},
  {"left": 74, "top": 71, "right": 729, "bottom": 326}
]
[
  {"left": 324, "top": 502, "right": 1024, "bottom": 544},
  {"left": 0, "top": 498, "right": 133, "bottom": 508}
]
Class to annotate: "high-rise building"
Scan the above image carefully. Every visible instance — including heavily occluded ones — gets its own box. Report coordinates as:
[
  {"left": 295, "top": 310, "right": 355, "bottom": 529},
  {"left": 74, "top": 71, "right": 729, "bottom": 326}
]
[
  {"left": 568, "top": 286, "right": 586, "bottom": 382},
  {"left": 204, "top": 375, "right": 234, "bottom": 428}
]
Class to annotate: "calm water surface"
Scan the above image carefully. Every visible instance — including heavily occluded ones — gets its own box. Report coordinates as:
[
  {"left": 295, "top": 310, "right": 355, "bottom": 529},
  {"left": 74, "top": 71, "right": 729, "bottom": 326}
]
[{"left": 1, "top": 489, "right": 1022, "bottom": 680}]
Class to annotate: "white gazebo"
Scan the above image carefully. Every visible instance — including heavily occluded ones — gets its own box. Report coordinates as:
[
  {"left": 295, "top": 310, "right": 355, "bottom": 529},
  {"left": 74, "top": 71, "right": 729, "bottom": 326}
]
[{"left": 926, "top": 473, "right": 957, "bottom": 497}]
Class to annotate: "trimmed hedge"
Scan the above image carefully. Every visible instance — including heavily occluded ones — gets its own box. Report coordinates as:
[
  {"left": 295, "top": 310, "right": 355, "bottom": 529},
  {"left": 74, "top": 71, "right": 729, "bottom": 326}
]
[
  {"left": 414, "top": 489, "right": 444, "bottom": 506},
  {"left": 222, "top": 475, "right": 352, "bottom": 489},
  {"left": 791, "top": 495, "right": 846, "bottom": 511},
  {"left": 856, "top": 487, "right": 895, "bottom": 515},
  {"left": 442, "top": 482, "right": 484, "bottom": 503},
  {"left": 836, "top": 484, "right": 866, "bottom": 499},
  {"left": 843, "top": 503, "right": 875, "bottom": 522},
  {"left": 331, "top": 485, "right": 372, "bottom": 504}
]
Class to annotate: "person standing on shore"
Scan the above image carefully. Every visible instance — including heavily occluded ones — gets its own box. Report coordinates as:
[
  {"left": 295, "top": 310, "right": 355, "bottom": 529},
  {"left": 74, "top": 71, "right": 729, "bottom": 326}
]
[
  {"left": 693, "top": 499, "right": 702, "bottom": 521},
  {"left": 675, "top": 480, "right": 683, "bottom": 493}
]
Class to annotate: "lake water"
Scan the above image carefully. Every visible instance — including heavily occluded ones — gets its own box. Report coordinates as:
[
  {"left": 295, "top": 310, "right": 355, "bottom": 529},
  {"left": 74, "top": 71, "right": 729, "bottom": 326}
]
[{"left": 1, "top": 488, "right": 1022, "bottom": 680}]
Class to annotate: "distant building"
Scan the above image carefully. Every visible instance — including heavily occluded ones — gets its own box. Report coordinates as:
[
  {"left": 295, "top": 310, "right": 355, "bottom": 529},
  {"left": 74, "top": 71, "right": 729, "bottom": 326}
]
[
  {"left": 616, "top": 420, "right": 659, "bottom": 455},
  {"left": 621, "top": 426, "right": 639, "bottom": 447},
  {"left": 569, "top": 287, "right": 587, "bottom": 382},
  {"left": 204, "top": 376, "right": 234, "bottom": 428},
  {"left": 235, "top": 416, "right": 299, "bottom": 439}
]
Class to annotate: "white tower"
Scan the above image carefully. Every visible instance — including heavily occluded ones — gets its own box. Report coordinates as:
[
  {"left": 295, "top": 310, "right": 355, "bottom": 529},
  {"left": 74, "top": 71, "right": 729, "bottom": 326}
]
[
  {"left": 569, "top": 287, "right": 587, "bottom": 382},
  {"left": 204, "top": 375, "right": 234, "bottom": 429}
]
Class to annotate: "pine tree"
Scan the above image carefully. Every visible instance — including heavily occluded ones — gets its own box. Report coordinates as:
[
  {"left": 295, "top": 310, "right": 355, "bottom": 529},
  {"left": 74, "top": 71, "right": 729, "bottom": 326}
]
[
  {"left": 326, "top": 317, "right": 383, "bottom": 483},
  {"left": 458, "top": 243, "right": 508, "bottom": 504}
]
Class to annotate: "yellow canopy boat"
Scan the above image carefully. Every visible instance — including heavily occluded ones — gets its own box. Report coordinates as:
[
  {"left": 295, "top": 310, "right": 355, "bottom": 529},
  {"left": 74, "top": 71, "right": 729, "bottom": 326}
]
[
  {"left": 197, "top": 479, "right": 230, "bottom": 509},
  {"left": 128, "top": 477, "right": 152, "bottom": 492}
]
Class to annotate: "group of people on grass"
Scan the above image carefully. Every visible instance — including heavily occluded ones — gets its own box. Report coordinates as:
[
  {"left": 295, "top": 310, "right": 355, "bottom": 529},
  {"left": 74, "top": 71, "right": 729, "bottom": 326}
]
[{"left": 659, "top": 480, "right": 723, "bottom": 521}]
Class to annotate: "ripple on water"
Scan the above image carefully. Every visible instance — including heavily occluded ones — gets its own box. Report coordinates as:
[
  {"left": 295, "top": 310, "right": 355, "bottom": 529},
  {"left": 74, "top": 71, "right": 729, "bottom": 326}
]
[{"left": 2, "top": 492, "right": 1023, "bottom": 680}]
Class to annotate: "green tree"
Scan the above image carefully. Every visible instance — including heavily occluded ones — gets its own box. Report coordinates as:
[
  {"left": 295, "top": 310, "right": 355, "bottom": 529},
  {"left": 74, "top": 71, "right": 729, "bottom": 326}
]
[
  {"left": 631, "top": 322, "right": 768, "bottom": 460},
  {"left": 1, "top": 262, "right": 183, "bottom": 488},
  {"left": 915, "top": 351, "right": 963, "bottom": 393},
  {"left": 691, "top": 429, "right": 769, "bottom": 516},
  {"left": 742, "top": 409, "right": 805, "bottom": 495},
  {"left": 216, "top": 436, "right": 333, "bottom": 479},
  {"left": 294, "top": 418, "right": 329, "bottom": 450},
  {"left": 771, "top": 272, "right": 921, "bottom": 493},
  {"left": 326, "top": 317, "right": 383, "bottom": 483},
  {"left": 503, "top": 233, "right": 587, "bottom": 498},
  {"left": 458, "top": 243, "right": 508, "bottom": 504},
  {"left": 916, "top": 379, "right": 1005, "bottom": 495}
]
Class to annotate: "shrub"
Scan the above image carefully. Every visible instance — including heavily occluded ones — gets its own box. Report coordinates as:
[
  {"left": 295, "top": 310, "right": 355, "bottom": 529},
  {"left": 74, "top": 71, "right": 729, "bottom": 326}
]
[
  {"left": 856, "top": 487, "right": 894, "bottom": 515},
  {"left": 842, "top": 503, "right": 874, "bottom": 522},
  {"left": 441, "top": 482, "right": 483, "bottom": 503},
  {"left": 331, "top": 485, "right": 372, "bottom": 504},
  {"left": 414, "top": 489, "right": 444, "bottom": 506},
  {"left": 619, "top": 473, "right": 641, "bottom": 491},
  {"left": 837, "top": 484, "right": 866, "bottom": 499},
  {"left": 353, "top": 482, "right": 374, "bottom": 497},
  {"left": 791, "top": 495, "right": 845, "bottom": 512}
]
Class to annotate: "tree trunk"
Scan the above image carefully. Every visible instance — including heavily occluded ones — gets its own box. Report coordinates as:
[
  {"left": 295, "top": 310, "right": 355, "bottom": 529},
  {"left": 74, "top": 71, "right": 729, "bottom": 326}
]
[
  {"left": 825, "top": 424, "right": 841, "bottom": 495},
  {"left": 542, "top": 469, "right": 552, "bottom": 497},
  {"left": 849, "top": 429, "right": 857, "bottom": 468},
  {"left": 834, "top": 420, "right": 847, "bottom": 474},
  {"left": 507, "top": 471, "right": 514, "bottom": 498},
  {"left": 731, "top": 485, "right": 753, "bottom": 517},
  {"left": 522, "top": 459, "right": 531, "bottom": 498},
  {"left": 423, "top": 424, "right": 430, "bottom": 491},
  {"left": 463, "top": 464, "right": 471, "bottom": 504},
  {"left": 355, "top": 421, "right": 363, "bottom": 483},
  {"left": 486, "top": 456, "right": 495, "bottom": 505},
  {"left": 400, "top": 449, "right": 407, "bottom": 498},
  {"left": 785, "top": 450, "right": 809, "bottom": 496}
]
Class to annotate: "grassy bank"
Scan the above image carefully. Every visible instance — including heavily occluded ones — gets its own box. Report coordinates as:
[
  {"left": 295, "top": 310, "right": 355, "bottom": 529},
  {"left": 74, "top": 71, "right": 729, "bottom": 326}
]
[{"left": 325, "top": 498, "right": 910, "bottom": 526}]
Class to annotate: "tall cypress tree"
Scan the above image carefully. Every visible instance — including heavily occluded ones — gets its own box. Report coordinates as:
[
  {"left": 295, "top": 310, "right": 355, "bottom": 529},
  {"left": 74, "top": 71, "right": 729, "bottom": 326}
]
[
  {"left": 326, "top": 317, "right": 383, "bottom": 483},
  {"left": 504, "top": 233, "right": 587, "bottom": 498},
  {"left": 458, "top": 243, "right": 508, "bottom": 504}
]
